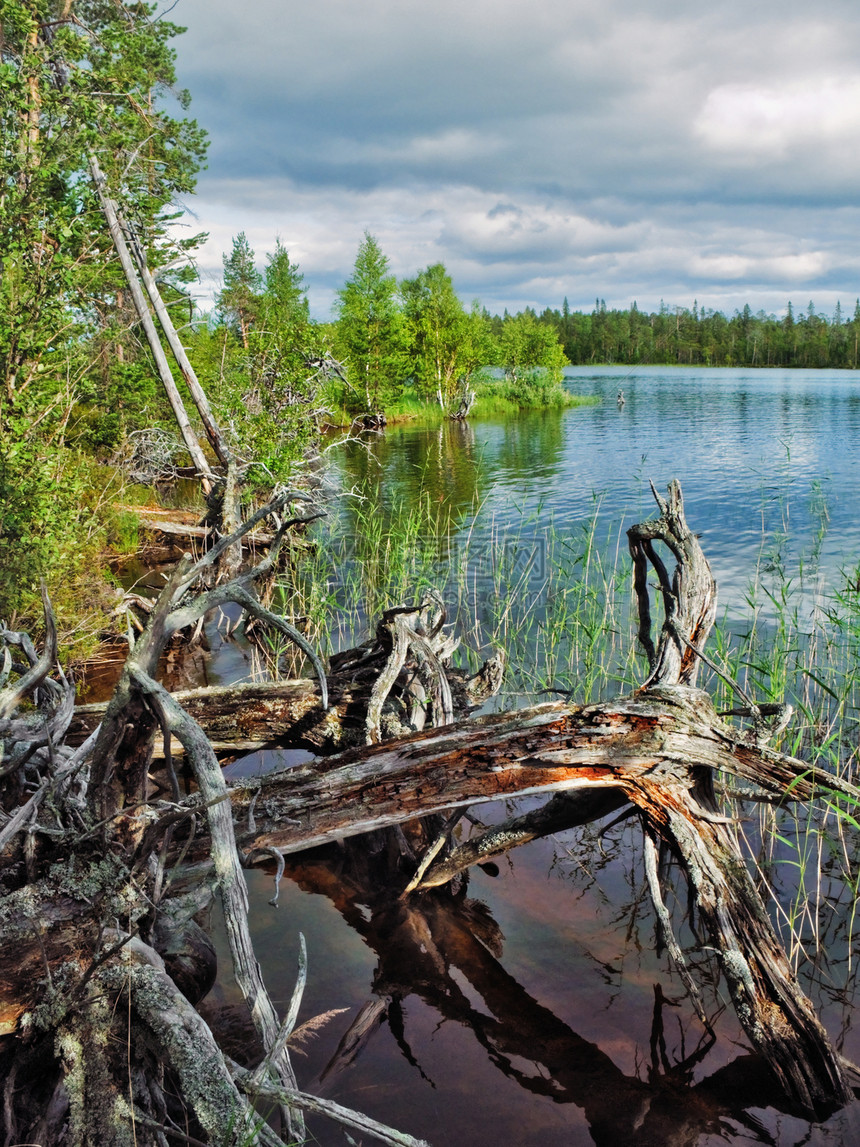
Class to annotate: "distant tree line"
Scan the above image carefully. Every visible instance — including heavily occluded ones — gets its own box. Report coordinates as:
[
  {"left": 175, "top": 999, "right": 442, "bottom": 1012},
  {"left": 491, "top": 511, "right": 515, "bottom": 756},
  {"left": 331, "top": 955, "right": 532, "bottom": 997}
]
[
  {"left": 538, "top": 298, "right": 860, "bottom": 369},
  {"left": 194, "top": 234, "right": 860, "bottom": 490}
]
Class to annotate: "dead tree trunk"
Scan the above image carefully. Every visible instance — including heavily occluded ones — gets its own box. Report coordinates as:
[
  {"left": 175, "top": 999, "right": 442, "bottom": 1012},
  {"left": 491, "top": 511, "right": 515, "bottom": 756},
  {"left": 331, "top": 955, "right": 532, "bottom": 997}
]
[
  {"left": 69, "top": 651, "right": 504, "bottom": 757},
  {"left": 88, "top": 155, "right": 215, "bottom": 489},
  {"left": 66, "top": 486, "right": 860, "bottom": 1113},
  {"left": 622, "top": 481, "right": 851, "bottom": 1110},
  {"left": 43, "top": 16, "right": 229, "bottom": 494},
  {"left": 122, "top": 215, "right": 233, "bottom": 470}
]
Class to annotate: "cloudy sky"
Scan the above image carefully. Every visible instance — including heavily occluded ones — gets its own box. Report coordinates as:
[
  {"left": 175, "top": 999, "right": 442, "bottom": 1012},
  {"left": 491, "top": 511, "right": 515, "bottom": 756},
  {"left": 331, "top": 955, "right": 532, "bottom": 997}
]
[{"left": 169, "top": 0, "right": 860, "bottom": 321}]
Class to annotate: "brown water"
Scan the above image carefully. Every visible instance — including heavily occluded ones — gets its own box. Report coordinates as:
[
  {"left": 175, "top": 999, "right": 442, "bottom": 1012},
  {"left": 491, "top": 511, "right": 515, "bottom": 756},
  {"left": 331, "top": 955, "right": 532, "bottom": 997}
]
[{"left": 198, "top": 791, "right": 860, "bottom": 1147}]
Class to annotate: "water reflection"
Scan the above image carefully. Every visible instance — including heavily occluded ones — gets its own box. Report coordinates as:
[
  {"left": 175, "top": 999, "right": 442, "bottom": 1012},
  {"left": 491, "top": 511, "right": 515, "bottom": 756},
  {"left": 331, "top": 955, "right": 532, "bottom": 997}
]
[
  {"left": 320, "top": 368, "right": 860, "bottom": 713},
  {"left": 330, "top": 368, "right": 860, "bottom": 614},
  {"left": 336, "top": 419, "right": 489, "bottom": 539},
  {"left": 247, "top": 839, "right": 852, "bottom": 1147},
  {"left": 192, "top": 770, "right": 860, "bottom": 1146}
]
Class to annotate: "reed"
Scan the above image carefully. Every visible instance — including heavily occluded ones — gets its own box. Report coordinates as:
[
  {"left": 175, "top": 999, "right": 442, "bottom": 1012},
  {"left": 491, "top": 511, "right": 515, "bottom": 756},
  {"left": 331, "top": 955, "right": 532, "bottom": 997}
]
[
  {"left": 699, "top": 506, "right": 860, "bottom": 990},
  {"left": 265, "top": 474, "right": 860, "bottom": 990},
  {"left": 277, "top": 473, "right": 860, "bottom": 760}
]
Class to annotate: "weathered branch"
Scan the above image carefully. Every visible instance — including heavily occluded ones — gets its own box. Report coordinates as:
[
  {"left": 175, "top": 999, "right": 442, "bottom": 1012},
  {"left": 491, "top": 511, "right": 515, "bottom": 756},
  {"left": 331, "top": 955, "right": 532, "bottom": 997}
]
[
  {"left": 87, "top": 492, "right": 328, "bottom": 822},
  {"left": 129, "top": 666, "right": 305, "bottom": 1141},
  {"left": 233, "top": 1067, "right": 431, "bottom": 1147},
  {"left": 70, "top": 613, "right": 499, "bottom": 758},
  {"left": 5, "top": 479, "right": 860, "bottom": 1133},
  {"left": 627, "top": 479, "right": 717, "bottom": 687},
  {"left": 89, "top": 155, "right": 214, "bottom": 487},
  {"left": 0, "top": 584, "right": 57, "bottom": 719},
  {"left": 628, "top": 773, "right": 853, "bottom": 1111},
  {"left": 122, "top": 215, "right": 232, "bottom": 470},
  {"left": 99, "top": 947, "right": 264, "bottom": 1147}
]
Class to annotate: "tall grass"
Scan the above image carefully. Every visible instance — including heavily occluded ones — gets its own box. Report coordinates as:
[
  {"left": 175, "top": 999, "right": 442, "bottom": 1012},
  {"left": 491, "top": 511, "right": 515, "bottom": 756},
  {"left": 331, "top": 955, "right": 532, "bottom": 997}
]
[
  {"left": 267, "top": 487, "right": 645, "bottom": 706},
  {"left": 262, "top": 473, "right": 860, "bottom": 993},
  {"left": 327, "top": 387, "right": 600, "bottom": 426},
  {"left": 470, "top": 390, "right": 601, "bottom": 418},
  {"left": 699, "top": 510, "right": 860, "bottom": 987},
  {"left": 273, "top": 471, "right": 860, "bottom": 738}
]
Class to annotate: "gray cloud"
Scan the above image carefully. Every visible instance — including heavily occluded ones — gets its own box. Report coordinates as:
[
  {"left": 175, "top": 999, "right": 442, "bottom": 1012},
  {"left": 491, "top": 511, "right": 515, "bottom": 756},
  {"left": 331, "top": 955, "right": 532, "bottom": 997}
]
[{"left": 170, "top": 0, "right": 860, "bottom": 319}]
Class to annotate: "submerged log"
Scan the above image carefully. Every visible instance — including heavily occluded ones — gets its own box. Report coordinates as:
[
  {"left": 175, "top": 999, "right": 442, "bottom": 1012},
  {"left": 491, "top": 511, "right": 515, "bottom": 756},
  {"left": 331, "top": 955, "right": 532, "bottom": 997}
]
[{"left": 281, "top": 842, "right": 829, "bottom": 1145}]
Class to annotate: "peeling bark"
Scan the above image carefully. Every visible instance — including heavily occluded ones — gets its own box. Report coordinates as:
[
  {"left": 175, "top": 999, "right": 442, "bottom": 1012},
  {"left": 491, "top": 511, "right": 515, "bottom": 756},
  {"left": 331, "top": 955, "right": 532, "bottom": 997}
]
[{"left": 70, "top": 628, "right": 502, "bottom": 757}]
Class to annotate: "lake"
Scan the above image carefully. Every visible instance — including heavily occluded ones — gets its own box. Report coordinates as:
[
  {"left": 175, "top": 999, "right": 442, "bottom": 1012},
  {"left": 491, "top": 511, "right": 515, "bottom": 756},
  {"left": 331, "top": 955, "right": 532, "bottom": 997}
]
[
  {"left": 334, "top": 365, "right": 860, "bottom": 616},
  {"left": 206, "top": 367, "right": 860, "bottom": 1146}
]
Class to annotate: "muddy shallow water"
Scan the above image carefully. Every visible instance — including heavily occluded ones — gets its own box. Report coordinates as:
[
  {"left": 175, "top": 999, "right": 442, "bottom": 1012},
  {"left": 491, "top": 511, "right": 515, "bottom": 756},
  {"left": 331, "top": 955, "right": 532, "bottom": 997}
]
[{"left": 200, "top": 795, "right": 860, "bottom": 1146}]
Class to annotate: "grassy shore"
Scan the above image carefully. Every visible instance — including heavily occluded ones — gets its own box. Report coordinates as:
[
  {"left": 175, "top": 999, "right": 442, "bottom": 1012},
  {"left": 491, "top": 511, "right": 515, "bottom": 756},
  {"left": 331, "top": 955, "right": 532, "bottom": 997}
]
[{"left": 331, "top": 377, "right": 601, "bottom": 426}]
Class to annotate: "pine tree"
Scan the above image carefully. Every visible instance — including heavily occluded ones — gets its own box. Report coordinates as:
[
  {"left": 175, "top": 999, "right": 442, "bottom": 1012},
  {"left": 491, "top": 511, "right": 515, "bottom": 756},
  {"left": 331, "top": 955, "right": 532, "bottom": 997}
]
[
  {"left": 335, "top": 233, "right": 407, "bottom": 411},
  {"left": 218, "top": 232, "right": 262, "bottom": 349},
  {"left": 1, "top": 0, "right": 208, "bottom": 405},
  {"left": 263, "top": 240, "right": 309, "bottom": 324}
]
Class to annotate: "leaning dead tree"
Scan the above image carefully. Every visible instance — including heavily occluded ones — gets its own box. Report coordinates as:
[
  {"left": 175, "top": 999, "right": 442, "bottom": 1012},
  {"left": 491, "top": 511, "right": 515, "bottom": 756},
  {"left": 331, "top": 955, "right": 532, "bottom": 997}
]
[
  {"left": 41, "top": 17, "right": 231, "bottom": 498},
  {"left": 3, "top": 481, "right": 860, "bottom": 1145}
]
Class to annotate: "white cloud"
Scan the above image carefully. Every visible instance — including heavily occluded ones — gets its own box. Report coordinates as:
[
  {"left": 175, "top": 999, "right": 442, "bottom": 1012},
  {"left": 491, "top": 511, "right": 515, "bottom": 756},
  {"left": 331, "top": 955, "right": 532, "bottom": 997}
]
[
  {"left": 689, "top": 254, "right": 751, "bottom": 280},
  {"left": 696, "top": 78, "right": 860, "bottom": 158},
  {"left": 179, "top": 179, "right": 854, "bottom": 324}
]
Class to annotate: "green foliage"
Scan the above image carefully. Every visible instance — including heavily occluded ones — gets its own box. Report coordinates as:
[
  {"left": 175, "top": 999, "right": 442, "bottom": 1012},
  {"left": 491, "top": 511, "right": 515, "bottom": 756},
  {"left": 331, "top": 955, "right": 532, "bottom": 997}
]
[
  {"left": 470, "top": 385, "right": 597, "bottom": 416},
  {"left": 0, "top": 430, "right": 131, "bottom": 653},
  {"left": 0, "top": 0, "right": 207, "bottom": 640},
  {"left": 263, "top": 239, "right": 310, "bottom": 323},
  {"left": 1, "top": 0, "right": 207, "bottom": 402},
  {"left": 541, "top": 296, "right": 860, "bottom": 368},
  {"left": 194, "top": 237, "right": 332, "bottom": 485},
  {"left": 334, "top": 233, "right": 409, "bottom": 412},
  {"left": 217, "top": 232, "right": 262, "bottom": 348},
  {"left": 471, "top": 311, "right": 570, "bottom": 406},
  {"left": 400, "top": 263, "right": 475, "bottom": 407}
]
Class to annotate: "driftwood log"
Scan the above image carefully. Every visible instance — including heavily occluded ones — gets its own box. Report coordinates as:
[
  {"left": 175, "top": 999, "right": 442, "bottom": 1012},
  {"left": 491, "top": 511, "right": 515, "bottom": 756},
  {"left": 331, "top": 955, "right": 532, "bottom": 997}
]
[
  {"left": 2, "top": 480, "right": 860, "bottom": 1146},
  {"left": 69, "top": 622, "right": 504, "bottom": 758}
]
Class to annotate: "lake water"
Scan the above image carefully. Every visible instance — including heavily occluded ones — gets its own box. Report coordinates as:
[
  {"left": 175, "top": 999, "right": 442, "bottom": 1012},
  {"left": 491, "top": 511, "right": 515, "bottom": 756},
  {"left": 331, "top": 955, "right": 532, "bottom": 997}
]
[
  {"left": 334, "top": 365, "right": 860, "bottom": 615},
  {"left": 207, "top": 367, "right": 860, "bottom": 1147}
]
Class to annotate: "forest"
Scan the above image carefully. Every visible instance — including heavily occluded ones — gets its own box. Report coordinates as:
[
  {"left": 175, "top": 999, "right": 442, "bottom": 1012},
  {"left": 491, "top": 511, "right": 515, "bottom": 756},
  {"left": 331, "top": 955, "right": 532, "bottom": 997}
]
[{"left": 541, "top": 297, "right": 860, "bottom": 369}]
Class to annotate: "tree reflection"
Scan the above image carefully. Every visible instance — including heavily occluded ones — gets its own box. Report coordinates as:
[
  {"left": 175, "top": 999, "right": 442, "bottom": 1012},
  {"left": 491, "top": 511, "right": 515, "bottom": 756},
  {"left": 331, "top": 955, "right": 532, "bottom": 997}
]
[{"left": 272, "top": 839, "right": 843, "bottom": 1147}]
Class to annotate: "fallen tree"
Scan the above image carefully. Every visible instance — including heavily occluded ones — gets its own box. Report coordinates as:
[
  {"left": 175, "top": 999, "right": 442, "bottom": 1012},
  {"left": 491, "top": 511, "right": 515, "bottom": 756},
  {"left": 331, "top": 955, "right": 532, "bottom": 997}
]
[{"left": 2, "top": 481, "right": 860, "bottom": 1144}]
